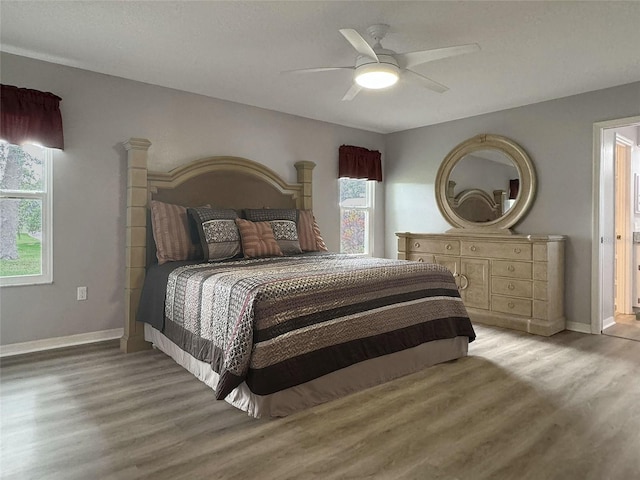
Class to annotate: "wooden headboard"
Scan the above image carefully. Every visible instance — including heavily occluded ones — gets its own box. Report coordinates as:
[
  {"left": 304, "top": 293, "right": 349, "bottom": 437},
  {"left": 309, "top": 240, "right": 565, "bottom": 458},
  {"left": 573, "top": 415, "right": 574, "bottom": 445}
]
[
  {"left": 120, "top": 138, "right": 315, "bottom": 353},
  {"left": 452, "top": 188, "right": 502, "bottom": 222},
  {"left": 446, "top": 180, "right": 505, "bottom": 223}
]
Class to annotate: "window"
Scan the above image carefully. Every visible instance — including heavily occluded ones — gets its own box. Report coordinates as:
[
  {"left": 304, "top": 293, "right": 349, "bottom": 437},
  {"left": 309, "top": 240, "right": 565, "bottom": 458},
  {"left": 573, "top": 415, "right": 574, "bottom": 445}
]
[
  {"left": 0, "top": 143, "right": 53, "bottom": 286},
  {"left": 339, "top": 177, "right": 374, "bottom": 255}
]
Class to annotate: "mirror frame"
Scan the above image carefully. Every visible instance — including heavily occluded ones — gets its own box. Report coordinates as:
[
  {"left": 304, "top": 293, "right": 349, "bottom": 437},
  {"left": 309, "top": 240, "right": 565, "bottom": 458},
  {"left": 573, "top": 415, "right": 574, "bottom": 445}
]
[{"left": 435, "top": 134, "right": 536, "bottom": 233}]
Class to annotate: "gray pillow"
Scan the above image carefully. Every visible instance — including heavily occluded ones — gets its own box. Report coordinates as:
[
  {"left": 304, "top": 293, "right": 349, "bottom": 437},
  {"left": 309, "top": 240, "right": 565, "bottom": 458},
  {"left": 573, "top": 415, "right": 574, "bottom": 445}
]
[
  {"left": 188, "top": 207, "right": 241, "bottom": 261},
  {"left": 270, "top": 220, "right": 303, "bottom": 255},
  {"left": 244, "top": 208, "right": 297, "bottom": 223}
]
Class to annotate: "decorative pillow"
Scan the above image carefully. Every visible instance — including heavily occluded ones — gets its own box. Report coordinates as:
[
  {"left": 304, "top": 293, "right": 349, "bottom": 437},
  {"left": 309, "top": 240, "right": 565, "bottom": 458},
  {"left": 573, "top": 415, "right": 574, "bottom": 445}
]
[
  {"left": 270, "top": 220, "right": 303, "bottom": 255},
  {"left": 188, "top": 207, "right": 241, "bottom": 261},
  {"left": 150, "top": 200, "right": 206, "bottom": 265},
  {"left": 297, "top": 209, "right": 328, "bottom": 252},
  {"left": 313, "top": 217, "right": 328, "bottom": 252},
  {"left": 297, "top": 209, "right": 317, "bottom": 251},
  {"left": 235, "top": 219, "right": 283, "bottom": 258},
  {"left": 244, "top": 208, "right": 298, "bottom": 223}
]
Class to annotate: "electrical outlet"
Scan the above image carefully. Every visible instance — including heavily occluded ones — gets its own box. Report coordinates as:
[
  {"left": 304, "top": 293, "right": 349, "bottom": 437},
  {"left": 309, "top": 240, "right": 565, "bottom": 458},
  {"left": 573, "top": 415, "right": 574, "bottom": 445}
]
[{"left": 77, "top": 286, "right": 87, "bottom": 301}]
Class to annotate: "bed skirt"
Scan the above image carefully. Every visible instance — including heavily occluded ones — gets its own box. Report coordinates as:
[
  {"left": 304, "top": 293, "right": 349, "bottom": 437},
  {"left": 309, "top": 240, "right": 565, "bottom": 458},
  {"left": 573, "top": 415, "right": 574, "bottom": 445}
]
[{"left": 144, "top": 323, "right": 469, "bottom": 418}]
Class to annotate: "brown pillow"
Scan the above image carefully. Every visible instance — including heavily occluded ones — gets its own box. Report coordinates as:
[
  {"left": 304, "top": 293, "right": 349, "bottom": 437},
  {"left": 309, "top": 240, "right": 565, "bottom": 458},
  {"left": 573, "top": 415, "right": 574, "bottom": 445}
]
[
  {"left": 150, "top": 200, "right": 206, "bottom": 264},
  {"left": 235, "top": 219, "right": 283, "bottom": 258},
  {"left": 297, "top": 210, "right": 328, "bottom": 252}
]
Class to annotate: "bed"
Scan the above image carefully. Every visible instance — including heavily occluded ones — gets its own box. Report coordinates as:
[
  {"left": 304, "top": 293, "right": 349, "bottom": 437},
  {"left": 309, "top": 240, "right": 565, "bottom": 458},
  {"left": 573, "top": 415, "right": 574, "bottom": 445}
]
[
  {"left": 121, "top": 138, "right": 475, "bottom": 418},
  {"left": 446, "top": 180, "right": 506, "bottom": 223}
]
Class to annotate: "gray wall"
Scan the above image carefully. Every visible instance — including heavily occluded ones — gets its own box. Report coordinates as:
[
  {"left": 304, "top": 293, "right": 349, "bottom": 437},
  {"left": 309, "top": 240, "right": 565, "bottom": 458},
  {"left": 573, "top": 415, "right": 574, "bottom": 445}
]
[
  {"left": 385, "top": 81, "right": 640, "bottom": 327},
  {"left": 0, "top": 53, "right": 385, "bottom": 345}
]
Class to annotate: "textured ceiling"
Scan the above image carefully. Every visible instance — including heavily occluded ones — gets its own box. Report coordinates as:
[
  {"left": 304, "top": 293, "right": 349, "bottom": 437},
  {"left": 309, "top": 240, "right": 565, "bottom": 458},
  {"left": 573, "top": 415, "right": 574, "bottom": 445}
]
[{"left": 1, "top": 1, "right": 639, "bottom": 133}]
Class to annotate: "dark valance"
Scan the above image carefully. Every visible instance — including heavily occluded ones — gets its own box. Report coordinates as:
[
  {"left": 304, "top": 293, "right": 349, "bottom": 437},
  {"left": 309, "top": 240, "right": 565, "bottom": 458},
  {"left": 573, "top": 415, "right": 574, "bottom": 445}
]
[
  {"left": 509, "top": 179, "right": 520, "bottom": 200},
  {"left": 1, "top": 84, "right": 64, "bottom": 149},
  {"left": 339, "top": 145, "right": 382, "bottom": 182}
]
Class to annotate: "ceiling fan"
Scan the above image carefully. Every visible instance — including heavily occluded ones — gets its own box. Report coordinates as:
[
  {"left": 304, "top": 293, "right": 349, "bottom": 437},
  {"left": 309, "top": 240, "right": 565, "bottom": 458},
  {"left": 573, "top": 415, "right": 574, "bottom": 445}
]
[{"left": 283, "top": 24, "right": 480, "bottom": 101}]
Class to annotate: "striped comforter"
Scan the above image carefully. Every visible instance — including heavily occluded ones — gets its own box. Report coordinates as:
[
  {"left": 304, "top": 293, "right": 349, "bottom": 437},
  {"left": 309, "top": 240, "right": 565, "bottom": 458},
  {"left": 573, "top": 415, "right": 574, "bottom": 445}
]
[{"left": 163, "top": 254, "right": 475, "bottom": 400}]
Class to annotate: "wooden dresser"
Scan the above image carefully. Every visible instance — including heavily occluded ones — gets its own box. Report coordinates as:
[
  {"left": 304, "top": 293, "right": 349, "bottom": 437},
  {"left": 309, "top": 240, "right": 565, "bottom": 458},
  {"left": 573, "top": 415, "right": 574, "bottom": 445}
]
[{"left": 397, "top": 232, "right": 566, "bottom": 336}]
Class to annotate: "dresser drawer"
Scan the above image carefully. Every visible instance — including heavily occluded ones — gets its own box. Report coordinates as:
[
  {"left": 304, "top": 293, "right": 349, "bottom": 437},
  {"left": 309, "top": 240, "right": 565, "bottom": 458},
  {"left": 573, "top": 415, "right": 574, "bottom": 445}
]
[
  {"left": 461, "top": 241, "right": 532, "bottom": 260},
  {"left": 492, "top": 260, "right": 532, "bottom": 279},
  {"left": 492, "top": 295, "right": 532, "bottom": 317},
  {"left": 492, "top": 278, "right": 532, "bottom": 298},
  {"left": 407, "top": 253, "right": 435, "bottom": 264},
  {"left": 408, "top": 238, "right": 460, "bottom": 255}
]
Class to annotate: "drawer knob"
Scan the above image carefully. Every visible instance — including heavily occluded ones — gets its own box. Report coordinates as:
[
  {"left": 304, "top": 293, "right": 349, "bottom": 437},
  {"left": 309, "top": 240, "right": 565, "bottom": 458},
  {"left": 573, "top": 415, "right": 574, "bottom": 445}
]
[
  {"left": 417, "top": 257, "right": 424, "bottom": 263},
  {"left": 508, "top": 283, "right": 515, "bottom": 290},
  {"left": 446, "top": 243, "right": 452, "bottom": 250},
  {"left": 508, "top": 302, "right": 515, "bottom": 309},
  {"left": 514, "top": 248, "right": 521, "bottom": 254},
  {"left": 470, "top": 245, "right": 477, "bottom": 252},
  {"left": 508, "top": 265, "right": 515, "bottom": 272},
  {"left": 414, "top": 242, "right": 420, "bottom": 248}
]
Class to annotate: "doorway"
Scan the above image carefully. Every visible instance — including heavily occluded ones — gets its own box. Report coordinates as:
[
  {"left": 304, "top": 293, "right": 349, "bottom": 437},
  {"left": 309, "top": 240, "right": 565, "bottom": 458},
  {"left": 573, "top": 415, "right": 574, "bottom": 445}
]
[{"left": 592, "top": 116, "right": 640, "bottom": 341}]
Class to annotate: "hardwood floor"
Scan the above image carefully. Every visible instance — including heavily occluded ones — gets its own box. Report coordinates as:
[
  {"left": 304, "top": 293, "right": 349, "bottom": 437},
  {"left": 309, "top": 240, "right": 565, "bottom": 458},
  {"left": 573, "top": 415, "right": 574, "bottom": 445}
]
[
  {"left": 604, "top": 313, "right": 640, "bottom": 342},
  {"left": 2, "top": 324, "right": 639, "bottom": 480}
]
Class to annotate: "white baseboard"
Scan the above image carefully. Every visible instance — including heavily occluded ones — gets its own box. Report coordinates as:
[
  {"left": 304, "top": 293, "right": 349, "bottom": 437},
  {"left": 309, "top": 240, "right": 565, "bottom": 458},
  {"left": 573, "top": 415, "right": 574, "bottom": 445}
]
[
  {"left": 601, "top": 316, "right": 616, "bottom": 331},
  {"left": 0, "top": 328, "right": 123, "bottom": 358},
  {"left": 565, "top": 321, "right": 593, "bottom": 334}
]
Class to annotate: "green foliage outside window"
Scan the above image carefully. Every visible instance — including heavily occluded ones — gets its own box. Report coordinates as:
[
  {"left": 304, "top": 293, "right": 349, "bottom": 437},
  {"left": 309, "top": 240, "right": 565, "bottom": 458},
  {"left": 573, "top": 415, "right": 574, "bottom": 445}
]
[
  {"left": 339, "top": 178, "right": 371, "bottom": 254},
  {"left": 0, "top": 144, "right": 44, "bottom": 277}
]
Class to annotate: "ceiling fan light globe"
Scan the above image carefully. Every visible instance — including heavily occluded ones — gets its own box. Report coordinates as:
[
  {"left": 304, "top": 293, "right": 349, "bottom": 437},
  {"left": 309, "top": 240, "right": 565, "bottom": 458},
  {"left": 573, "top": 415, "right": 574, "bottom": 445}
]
[{"left": 354, "top": 63, "right": 399, "bottom": 89}]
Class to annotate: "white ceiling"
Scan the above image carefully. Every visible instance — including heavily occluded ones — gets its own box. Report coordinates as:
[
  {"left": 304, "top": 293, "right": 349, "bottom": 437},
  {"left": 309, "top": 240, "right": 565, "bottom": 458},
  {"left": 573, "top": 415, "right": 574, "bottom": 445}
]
[{"left": 2, "top": 1, "right": 639, "bottom": 134}]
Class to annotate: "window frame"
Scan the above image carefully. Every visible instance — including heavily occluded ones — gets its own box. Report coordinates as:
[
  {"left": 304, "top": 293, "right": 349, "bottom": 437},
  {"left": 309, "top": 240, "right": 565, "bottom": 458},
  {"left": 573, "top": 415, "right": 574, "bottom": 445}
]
[
  {"left": 0, "top": 145, "right": 53, "bottom": 286},
  {"left": 339, "top": 177, "right": 375, "bottom": 256}
]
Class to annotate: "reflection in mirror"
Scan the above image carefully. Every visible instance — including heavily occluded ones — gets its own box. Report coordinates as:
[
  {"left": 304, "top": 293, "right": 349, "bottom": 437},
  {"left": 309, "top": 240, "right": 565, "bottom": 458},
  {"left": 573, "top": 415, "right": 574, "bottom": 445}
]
[{"left": 446, "top": 149, "right": 519, "bottom": 223}]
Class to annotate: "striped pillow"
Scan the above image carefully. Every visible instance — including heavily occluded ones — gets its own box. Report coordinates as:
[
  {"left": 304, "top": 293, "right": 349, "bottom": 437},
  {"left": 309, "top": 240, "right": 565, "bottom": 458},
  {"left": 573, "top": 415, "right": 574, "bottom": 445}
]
[
  {"left": 313, "top": 217, "right": 328, "bottom": 252},
  {"left": 235, "top": 219, "right": 283, "bottom": 258},
  {"left": 150, "top": 200, "right": 206, "bottom": 264},
  {"left": 297, "top": 210, "right": 328, "bottom": 252}
]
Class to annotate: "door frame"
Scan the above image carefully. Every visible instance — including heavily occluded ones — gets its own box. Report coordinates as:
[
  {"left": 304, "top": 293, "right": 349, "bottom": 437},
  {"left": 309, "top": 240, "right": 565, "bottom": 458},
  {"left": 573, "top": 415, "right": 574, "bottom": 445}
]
[{"left": 591, "top": 116, "right": 640, "bottom": 334}]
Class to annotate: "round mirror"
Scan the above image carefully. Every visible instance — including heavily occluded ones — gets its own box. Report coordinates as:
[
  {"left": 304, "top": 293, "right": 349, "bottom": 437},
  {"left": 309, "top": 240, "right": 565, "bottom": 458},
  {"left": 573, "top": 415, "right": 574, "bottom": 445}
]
[{"left": 435, "top": 134, "right": 536, "bottom": 233}]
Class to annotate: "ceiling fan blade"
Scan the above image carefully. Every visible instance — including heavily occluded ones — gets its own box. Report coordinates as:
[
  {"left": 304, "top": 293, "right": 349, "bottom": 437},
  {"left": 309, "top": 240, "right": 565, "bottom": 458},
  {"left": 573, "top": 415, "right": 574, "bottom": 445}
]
[
  {"left": 282, "top": 66, "right": 353, "bottom": 74},
  {"left": 404, "top": 69, "right": 449, "bottom": 93},
  {"left": 341, "top": 84, "right": 362, "bottom": 101},
  {"left": 397, "top": 43, "right": 480, "bottom": 69},
  {"left": 339, "top": 29, "right": 379, "bottom": 62}
]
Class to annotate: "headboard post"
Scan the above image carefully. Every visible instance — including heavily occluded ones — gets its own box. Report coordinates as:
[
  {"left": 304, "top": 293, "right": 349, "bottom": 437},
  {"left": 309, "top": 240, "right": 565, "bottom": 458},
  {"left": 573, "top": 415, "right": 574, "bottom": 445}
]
[
  {"left": 121, "top": 138, "right": 153, "bottom": 353},
  {"left": 294, "top": 161, "right": 315, "bottom": 210}
]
